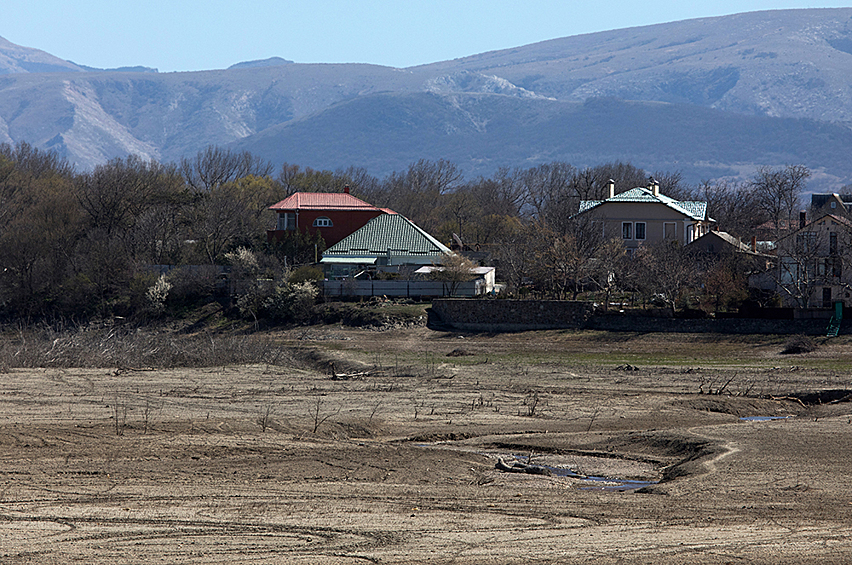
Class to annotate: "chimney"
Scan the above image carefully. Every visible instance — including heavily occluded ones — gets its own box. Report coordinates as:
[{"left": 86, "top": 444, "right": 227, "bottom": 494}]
[
  {"left": 799, "top": 210, "right": 807, "bottom": 229},
  {"left": 344, "top": 184, "right": 350, "bottom": 194},
  {"left": 751, "top": 235, "right": 757, "bottom": 253},
  {"left": 607, "top": 179, "right": 615, "bottom": 199},
  {"left": 648, "top": 177, "right": 659, "bottom": 197}
]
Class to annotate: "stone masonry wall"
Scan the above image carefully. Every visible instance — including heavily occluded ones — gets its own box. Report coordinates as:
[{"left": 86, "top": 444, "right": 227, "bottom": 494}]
[
  {"left": 430, "top": 299, "right": 594, "bottom": 332},
  {"left": 430, "top": 299, "right": 847, "bottom": 335}
]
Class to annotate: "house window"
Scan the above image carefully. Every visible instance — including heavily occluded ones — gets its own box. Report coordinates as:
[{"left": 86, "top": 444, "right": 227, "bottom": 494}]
[
  {"left": 622, "top": 222, "right": 632, "bottom": 240},
  {"left": 664, "top": 222, "right": 676, "bottom": 240},
  {"left": 830, "top": 232, "right": 838, "bottom": 255},
  {"left": 829, "top": 257, "right": 842, "bottom": 278},
  {"left": 278, "top": 212, "right": 296, "bottom": 231},
  {"left": 796, "top": 232, "right": 816, "bottom": 253},
  {"left": 635, "top": 222, "right": 646, "bottom": 240},
  {"left": 313, "top": 216, "right": 333, "bottom": 227}
]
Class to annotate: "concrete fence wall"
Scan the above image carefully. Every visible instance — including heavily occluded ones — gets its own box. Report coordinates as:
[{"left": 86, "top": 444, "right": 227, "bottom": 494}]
[
  {"left": 322, "top": 279, "right": 485, "bottom": 299},
  {"left": 430, "top": 299, "right": 847, "bottom": 335}
]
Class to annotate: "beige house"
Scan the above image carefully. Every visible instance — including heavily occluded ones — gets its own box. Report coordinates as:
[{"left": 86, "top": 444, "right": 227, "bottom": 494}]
[
  {"left": 749, "top": 213, "right": 852, "bottom": 309},
  {"left": 577, "top": 179, "right": 714, "bottom": 252}
]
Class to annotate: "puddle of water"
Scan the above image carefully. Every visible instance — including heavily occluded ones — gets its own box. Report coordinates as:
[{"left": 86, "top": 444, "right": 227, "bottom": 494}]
[
  {"left": 739, "top": 416, "right": 791, "bottom": 422},
  {"left": 511, "top": 455, "right": 657, "bottom": 491},
  {"left": 577, "top": 477, "right": 658, "bottom": 491}
]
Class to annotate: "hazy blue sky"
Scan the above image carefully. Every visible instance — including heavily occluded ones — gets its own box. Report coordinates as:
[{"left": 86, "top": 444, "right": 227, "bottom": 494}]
[{"left": 4, "top": 1, "right": 849, "bottom": 72}]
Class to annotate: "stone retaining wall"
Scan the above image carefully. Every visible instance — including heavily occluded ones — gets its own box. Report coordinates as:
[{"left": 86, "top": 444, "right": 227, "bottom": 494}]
[
  {"left": 430, "top": 299, "right": 594, "bottom": 332},
  {"left": 430, "top": 299, "right": 846, "bottom": 335}
]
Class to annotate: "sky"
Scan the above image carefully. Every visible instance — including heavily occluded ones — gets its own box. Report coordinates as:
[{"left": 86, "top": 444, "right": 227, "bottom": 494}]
[{"left": 3, "top": 1, "right": 850, "bottom": 72}]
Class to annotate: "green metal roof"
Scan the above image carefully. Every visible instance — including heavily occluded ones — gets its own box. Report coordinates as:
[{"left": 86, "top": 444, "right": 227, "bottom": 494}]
[
  {"left": 320, "top": 256, "right": 377, "bottom": 264},
  {"left": 579, "top": 187, "right": 709, "bottom": 221},
  {"left": 323, "top": 214, "right": 451, "bottom": 257}
]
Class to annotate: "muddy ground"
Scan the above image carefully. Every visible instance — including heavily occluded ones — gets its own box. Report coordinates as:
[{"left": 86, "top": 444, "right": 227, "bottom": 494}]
[{"left": 1, "top": 326, "right": 852, "bottom": 564}]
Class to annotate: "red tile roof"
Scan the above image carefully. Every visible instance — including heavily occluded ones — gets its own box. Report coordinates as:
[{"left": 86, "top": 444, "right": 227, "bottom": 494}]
[{"left": 269, "top": 192, "right": 382, "bottom": 212}]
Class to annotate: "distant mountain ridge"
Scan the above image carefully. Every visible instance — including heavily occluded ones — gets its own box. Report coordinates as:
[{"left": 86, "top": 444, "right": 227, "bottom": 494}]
[
  {"left": 2, "top": 9, "right": 852, "bottom": 190},
  {"left": 0, "top": 36, "right": 86, "bottom": 74}
]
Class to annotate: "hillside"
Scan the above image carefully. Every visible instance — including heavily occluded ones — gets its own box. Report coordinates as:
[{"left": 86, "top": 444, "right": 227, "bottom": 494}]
[
  {"left": 2, "top": 9, "right": 852, "bottom": 189},
  {"left": 418, "top": 9, "right": 852, "bottom": 123},
  {"left": 0, "top": 36, "right": 85, "bottom": 74},
  {"left": 232, "top": 92, "right": 852, "bottom": 186}
]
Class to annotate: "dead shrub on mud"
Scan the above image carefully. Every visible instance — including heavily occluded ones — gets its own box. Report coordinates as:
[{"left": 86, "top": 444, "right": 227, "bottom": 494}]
[
  {"left": 522, "top": 391, "right": 544, "bottom": 417},
  {"left": 257, "top": 402, "right": 275, "bottom": 432},
  {"left": 309, "top": 395, "right": 341, "bottom": 434},
  {"left": 781, "top": 334, "right": 819, "bottom": 355}
]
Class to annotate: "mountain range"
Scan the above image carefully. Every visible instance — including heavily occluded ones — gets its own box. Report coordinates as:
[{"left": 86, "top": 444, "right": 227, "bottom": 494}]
[{"left": 2, "top": 8, "right": 852, "bottom": 190}]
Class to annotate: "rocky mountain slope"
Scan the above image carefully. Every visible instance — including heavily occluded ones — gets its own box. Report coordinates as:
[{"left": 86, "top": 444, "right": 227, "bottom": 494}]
[{"left": 2, "top": 8, "right": 852, "bottom": 189}]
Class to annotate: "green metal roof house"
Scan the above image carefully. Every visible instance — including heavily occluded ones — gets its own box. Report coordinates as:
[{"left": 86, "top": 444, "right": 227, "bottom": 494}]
[
  {"left": 577, "top": 178, "right": 714, "bottom": 251},
  {"left": 320, "top": 214, "right": 452, "bottom": 277}
]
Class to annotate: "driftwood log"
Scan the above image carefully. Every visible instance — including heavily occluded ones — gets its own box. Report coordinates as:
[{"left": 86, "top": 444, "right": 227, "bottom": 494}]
[
  {"left": 495, "top": 457, "right": 553, "bottom": 476},
  {"left": 328, "top": 361, "right": 369, "bottom": 381}
]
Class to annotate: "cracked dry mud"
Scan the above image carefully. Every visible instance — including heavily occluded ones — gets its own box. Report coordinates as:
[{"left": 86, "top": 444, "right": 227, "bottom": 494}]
[{"left": 1, "top": 327, "right": 851, "bottom": 564}]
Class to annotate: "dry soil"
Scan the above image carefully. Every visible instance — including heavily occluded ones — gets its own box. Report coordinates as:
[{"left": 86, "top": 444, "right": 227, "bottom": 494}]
[{"left": 1, "top": 326, "right": 851, "bottom": 563}]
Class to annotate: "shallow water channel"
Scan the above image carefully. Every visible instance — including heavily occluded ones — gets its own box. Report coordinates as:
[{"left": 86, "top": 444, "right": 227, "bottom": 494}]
[
  {"left": 419, "top": 442, "right": 659, "bottom": 492},
  {"left": 507, "top": 455, "right": 659, "bottom": 491}
]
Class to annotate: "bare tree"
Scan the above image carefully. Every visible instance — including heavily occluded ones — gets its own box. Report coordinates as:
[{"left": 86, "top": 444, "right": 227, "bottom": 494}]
[
  {"left": 634, "top": 241, "right": 701, "bottom": 314},
  {"left": 493, "top": 220, "right": 547, "bottom": 296},
  {"left": 75, "top": 155, "right": 159, "bottom": 236},
  {"left": 376, "top": 159, "right": 463, "bottom": 232},
  {"left": 180, "top": 146, "right": 273, "bottom": 192},
  {"left": 697, "top": 179, "right": 764, "bottom": 240},
  {"left": 534, "top": 213, "right": 622, "bottom": 301},
  {"left": 521, "top": 162, "right": 576, "bottom": 231},
  {"left": 750, "top": 165, "right": 810, "bottom": 242},
  {"left": 430, "top": 253, "right": 478, "bottom": 296}
]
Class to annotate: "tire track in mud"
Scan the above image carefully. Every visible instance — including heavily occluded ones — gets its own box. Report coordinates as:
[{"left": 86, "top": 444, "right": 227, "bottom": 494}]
[
  {"left": 0, "top": 512, "right": 398, "bottom": 559},
  {"left": 684, "top": 424, "right": 741, "bottom": 477}
]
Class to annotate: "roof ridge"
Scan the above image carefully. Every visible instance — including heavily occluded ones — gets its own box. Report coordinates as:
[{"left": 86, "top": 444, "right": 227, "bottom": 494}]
[{"left": 269, "top": 191, "right": 382, "bottom": 211}]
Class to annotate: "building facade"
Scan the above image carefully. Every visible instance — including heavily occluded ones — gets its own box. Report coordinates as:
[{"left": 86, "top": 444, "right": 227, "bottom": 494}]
[
  {"left": 267, "top": 186, "right": 390, "bottom": 248},
  {"left": 577, "top": 179, "right": 714, "bottom": 252}
]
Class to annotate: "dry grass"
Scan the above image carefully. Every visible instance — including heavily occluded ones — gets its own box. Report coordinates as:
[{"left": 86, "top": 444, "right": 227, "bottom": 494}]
[{"left": 0, "top": 323, "right": 294, "bottom": 370}]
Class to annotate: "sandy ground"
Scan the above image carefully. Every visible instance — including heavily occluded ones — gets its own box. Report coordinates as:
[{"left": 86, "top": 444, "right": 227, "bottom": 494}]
[{"left": 1, "top": 326, "right": 851, "bottom": 564}]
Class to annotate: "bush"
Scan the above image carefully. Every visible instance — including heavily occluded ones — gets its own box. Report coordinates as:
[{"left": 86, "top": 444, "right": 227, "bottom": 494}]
[
  {"left": 781, "top": 334, "right": 818, "bottom": 354},
  {"left": 263, "top": 282, "right": 319, "bottom": 323},
  {"left": 145, "top": 274, "right": 172, "bottom": 315},
  {"left": 288, "top": 265, "right": 324, "bottom": 284},
  {"left": 166, "top": 266, "right": 221, "bottom": 307}
]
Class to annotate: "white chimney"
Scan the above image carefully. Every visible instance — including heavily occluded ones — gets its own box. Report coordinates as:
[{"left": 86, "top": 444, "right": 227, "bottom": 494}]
[
  {"left": 607, "top": 179, "right": 615, "bottom": 199},
  {"left": 648, "top": 177, "right": 659, "bottom": 197}
]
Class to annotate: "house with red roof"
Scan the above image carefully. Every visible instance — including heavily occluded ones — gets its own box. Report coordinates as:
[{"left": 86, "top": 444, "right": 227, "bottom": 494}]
[{"left": 267, "top": 186, "right": 392, "bottom": 248}]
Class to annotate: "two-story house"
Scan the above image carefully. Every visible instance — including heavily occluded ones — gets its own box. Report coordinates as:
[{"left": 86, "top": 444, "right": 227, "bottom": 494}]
[
  {"left": 750, "top": 213, "right": 852, "bottom": 309},
  {"left": 576, "top": 179, "right": 714, "bottom": 252},
  {"left": 267, "top": 186, "right": 392, "bottom": 248}
]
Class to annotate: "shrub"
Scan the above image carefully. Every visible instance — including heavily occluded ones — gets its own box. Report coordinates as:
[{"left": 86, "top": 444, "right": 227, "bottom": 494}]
[
  {"left": 263, "top": 282, "right": 319, "bottom": 323},
  {"left": 146, "top": 274, "right": 172, "bottom": 315},
  {"left": 166, "top": 265, "right": 221, "bottom": 307},
  {"left": 288, "top": 265, "right": 324, "bottom": 284},
  {"left": 781, "top": 334, "right": 818, "bottom": 355}
]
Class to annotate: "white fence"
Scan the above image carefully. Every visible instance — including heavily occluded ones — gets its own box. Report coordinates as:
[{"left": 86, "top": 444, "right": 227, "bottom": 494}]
[{"left": 321, "top": 279, "right": 485, "bottom": 298}]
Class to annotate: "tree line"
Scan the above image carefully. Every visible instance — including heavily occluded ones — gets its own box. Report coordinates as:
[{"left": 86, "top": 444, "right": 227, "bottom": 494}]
[{"left": 0, "top": 141, "right": 820, "bottom": 321}]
